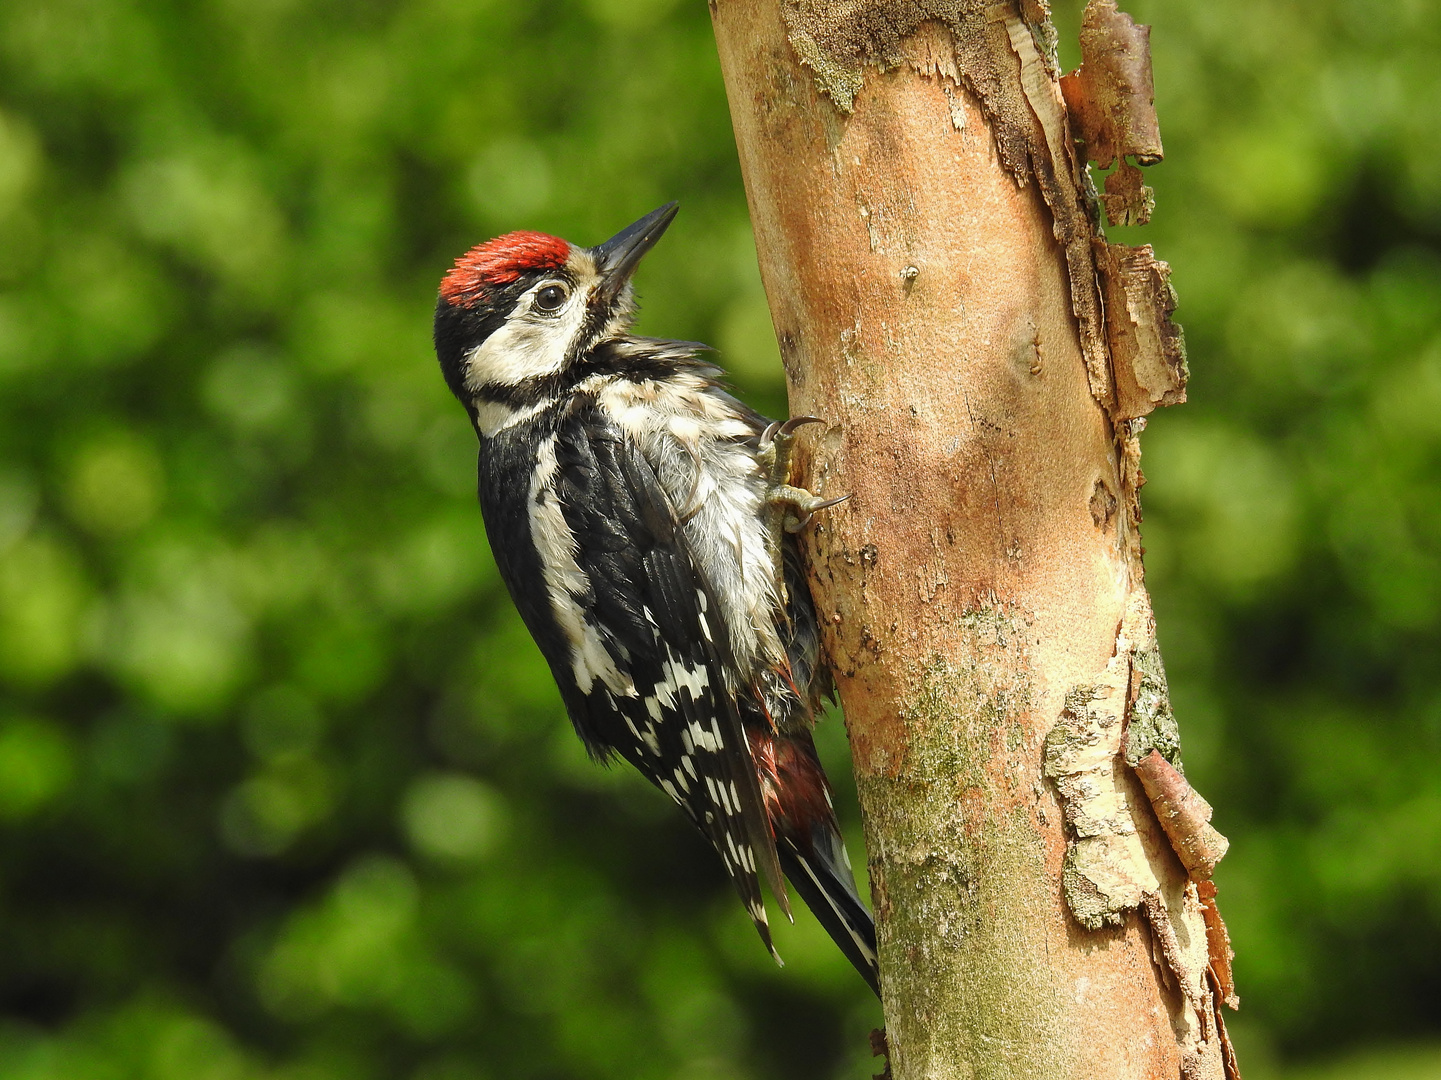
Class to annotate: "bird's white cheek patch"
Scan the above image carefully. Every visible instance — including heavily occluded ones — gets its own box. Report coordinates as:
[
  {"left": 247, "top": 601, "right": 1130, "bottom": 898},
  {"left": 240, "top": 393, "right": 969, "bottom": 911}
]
[
  {"left": 464, "top": 299, "right": 587, "bottom": 390},
  {"left": 592, "top": 376, "right": 780, "bottom": 679}
]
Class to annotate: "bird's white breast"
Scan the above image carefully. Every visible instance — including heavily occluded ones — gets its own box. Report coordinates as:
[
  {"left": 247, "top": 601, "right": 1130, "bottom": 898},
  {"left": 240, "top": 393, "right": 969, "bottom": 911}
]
[{"left": 592, "top": 374, "right": 785, "bottom": 682}]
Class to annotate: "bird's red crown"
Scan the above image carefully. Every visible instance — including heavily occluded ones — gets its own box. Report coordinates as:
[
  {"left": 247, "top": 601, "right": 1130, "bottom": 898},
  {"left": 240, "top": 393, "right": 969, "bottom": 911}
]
[{"left": 440, "top": 231, "right": 570, "bottom": 307}]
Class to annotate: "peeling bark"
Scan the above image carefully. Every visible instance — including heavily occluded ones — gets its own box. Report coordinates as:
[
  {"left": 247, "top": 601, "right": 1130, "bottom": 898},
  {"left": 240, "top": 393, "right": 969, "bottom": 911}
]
[
  {"left": 709, "top": 1, "right": 1237, "bottom": 1076},
  {"left": 1134, "top": 751, "right": 1230, "bottom": 880},
  {"left": 1061, "top": 0, "right": 1164, "bottom": 226},
  {"left": 1097, "top": 242, "right": 1189, "bottom": 420},
  {"left": 1059, "top": 0, "right": 1163, "bottom": 169},
  {"left": 1199, "top": 880, "right": 1240, "bottom": 1010}
]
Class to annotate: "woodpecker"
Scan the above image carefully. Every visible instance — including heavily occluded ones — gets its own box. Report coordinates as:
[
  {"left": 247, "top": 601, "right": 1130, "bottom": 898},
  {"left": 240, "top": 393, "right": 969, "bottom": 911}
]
[{"left": 433, "top": 203, "right": 878, "bottom": 995}]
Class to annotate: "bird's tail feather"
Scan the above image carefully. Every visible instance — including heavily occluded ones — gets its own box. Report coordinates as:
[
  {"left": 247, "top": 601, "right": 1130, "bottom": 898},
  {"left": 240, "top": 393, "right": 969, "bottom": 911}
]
[{"left": 778, "top": 826, "right": 880, "bottom": 997}]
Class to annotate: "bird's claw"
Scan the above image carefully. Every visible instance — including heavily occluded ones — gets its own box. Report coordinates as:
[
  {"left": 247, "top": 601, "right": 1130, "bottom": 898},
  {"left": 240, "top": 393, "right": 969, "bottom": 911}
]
[
  {"left": 769, "top": 486, "right": 851, "bottom": 534},
  {"left": 779, "top": 415, "right": 824, "bottom": 437},
  {"left": 759, "top": 415, "right": 823, "bottom": 447}
]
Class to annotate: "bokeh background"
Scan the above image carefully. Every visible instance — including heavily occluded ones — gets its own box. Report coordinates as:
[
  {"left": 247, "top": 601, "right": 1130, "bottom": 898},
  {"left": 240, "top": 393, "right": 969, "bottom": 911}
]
[{"left": 0, "top": 0, "right": 1438, "bottom": 1076}]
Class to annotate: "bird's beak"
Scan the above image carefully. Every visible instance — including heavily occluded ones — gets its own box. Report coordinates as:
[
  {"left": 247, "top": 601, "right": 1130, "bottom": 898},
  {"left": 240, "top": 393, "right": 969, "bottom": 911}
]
[{"left": 593, "top": 202, "right": 679, "bottom": 304}]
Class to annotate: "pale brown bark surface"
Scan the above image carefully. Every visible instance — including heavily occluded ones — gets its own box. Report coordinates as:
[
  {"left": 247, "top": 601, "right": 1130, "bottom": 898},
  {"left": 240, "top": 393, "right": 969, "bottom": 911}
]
[{"left": 710, "top": 2, "right": 1235, "bottom": 1077}]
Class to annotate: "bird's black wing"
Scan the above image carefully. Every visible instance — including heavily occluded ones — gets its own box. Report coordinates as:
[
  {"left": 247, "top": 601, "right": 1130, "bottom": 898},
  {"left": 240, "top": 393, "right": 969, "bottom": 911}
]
[{"left": 541, "top": 403, "right": 791, "bottom": 952}]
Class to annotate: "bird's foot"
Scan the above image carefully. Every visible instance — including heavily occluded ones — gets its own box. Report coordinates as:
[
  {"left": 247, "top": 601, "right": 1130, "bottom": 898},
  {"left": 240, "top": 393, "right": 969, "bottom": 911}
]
[
  {"left": 768, "top": 484, "right": 850, "bottom": 534},
  {"left": 758, "top": 416, "right": 849, "bottom": 533}
]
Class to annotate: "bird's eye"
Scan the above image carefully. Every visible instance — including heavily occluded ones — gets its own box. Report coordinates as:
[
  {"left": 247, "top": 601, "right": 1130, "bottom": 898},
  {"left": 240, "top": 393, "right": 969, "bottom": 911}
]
[{"left": 534, "top": 284, "right": 569, "bottom": 313}]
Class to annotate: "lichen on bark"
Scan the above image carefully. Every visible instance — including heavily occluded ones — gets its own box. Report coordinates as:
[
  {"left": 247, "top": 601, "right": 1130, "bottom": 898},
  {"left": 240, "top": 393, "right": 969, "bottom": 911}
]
[
  {"left": 1123, "top": 599, "right": 1182, "bottom": 769},
  {"left": 1043, "top": 595, "right": 1162, "bottom": 929},
  {"left": 866, "top": 607, "right": 1074, "bottom": 1077}
]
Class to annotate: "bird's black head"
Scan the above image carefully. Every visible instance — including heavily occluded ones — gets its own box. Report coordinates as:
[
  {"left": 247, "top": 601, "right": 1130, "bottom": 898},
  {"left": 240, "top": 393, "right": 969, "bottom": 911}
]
[{"left": 433, "top": 203, "right": 679, "bottom": 418}]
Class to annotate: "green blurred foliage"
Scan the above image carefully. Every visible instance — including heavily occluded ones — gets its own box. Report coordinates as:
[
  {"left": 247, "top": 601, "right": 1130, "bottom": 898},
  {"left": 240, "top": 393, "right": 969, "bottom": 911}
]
[{"left": 0, "top": 0, "right": 1436, "bottom": 1076}]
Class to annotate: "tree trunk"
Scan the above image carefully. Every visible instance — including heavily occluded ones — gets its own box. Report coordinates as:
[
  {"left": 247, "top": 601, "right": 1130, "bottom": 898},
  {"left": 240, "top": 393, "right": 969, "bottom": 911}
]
[{"left": 709, "top": 2, "right": 1239, "bottom": 1077}]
